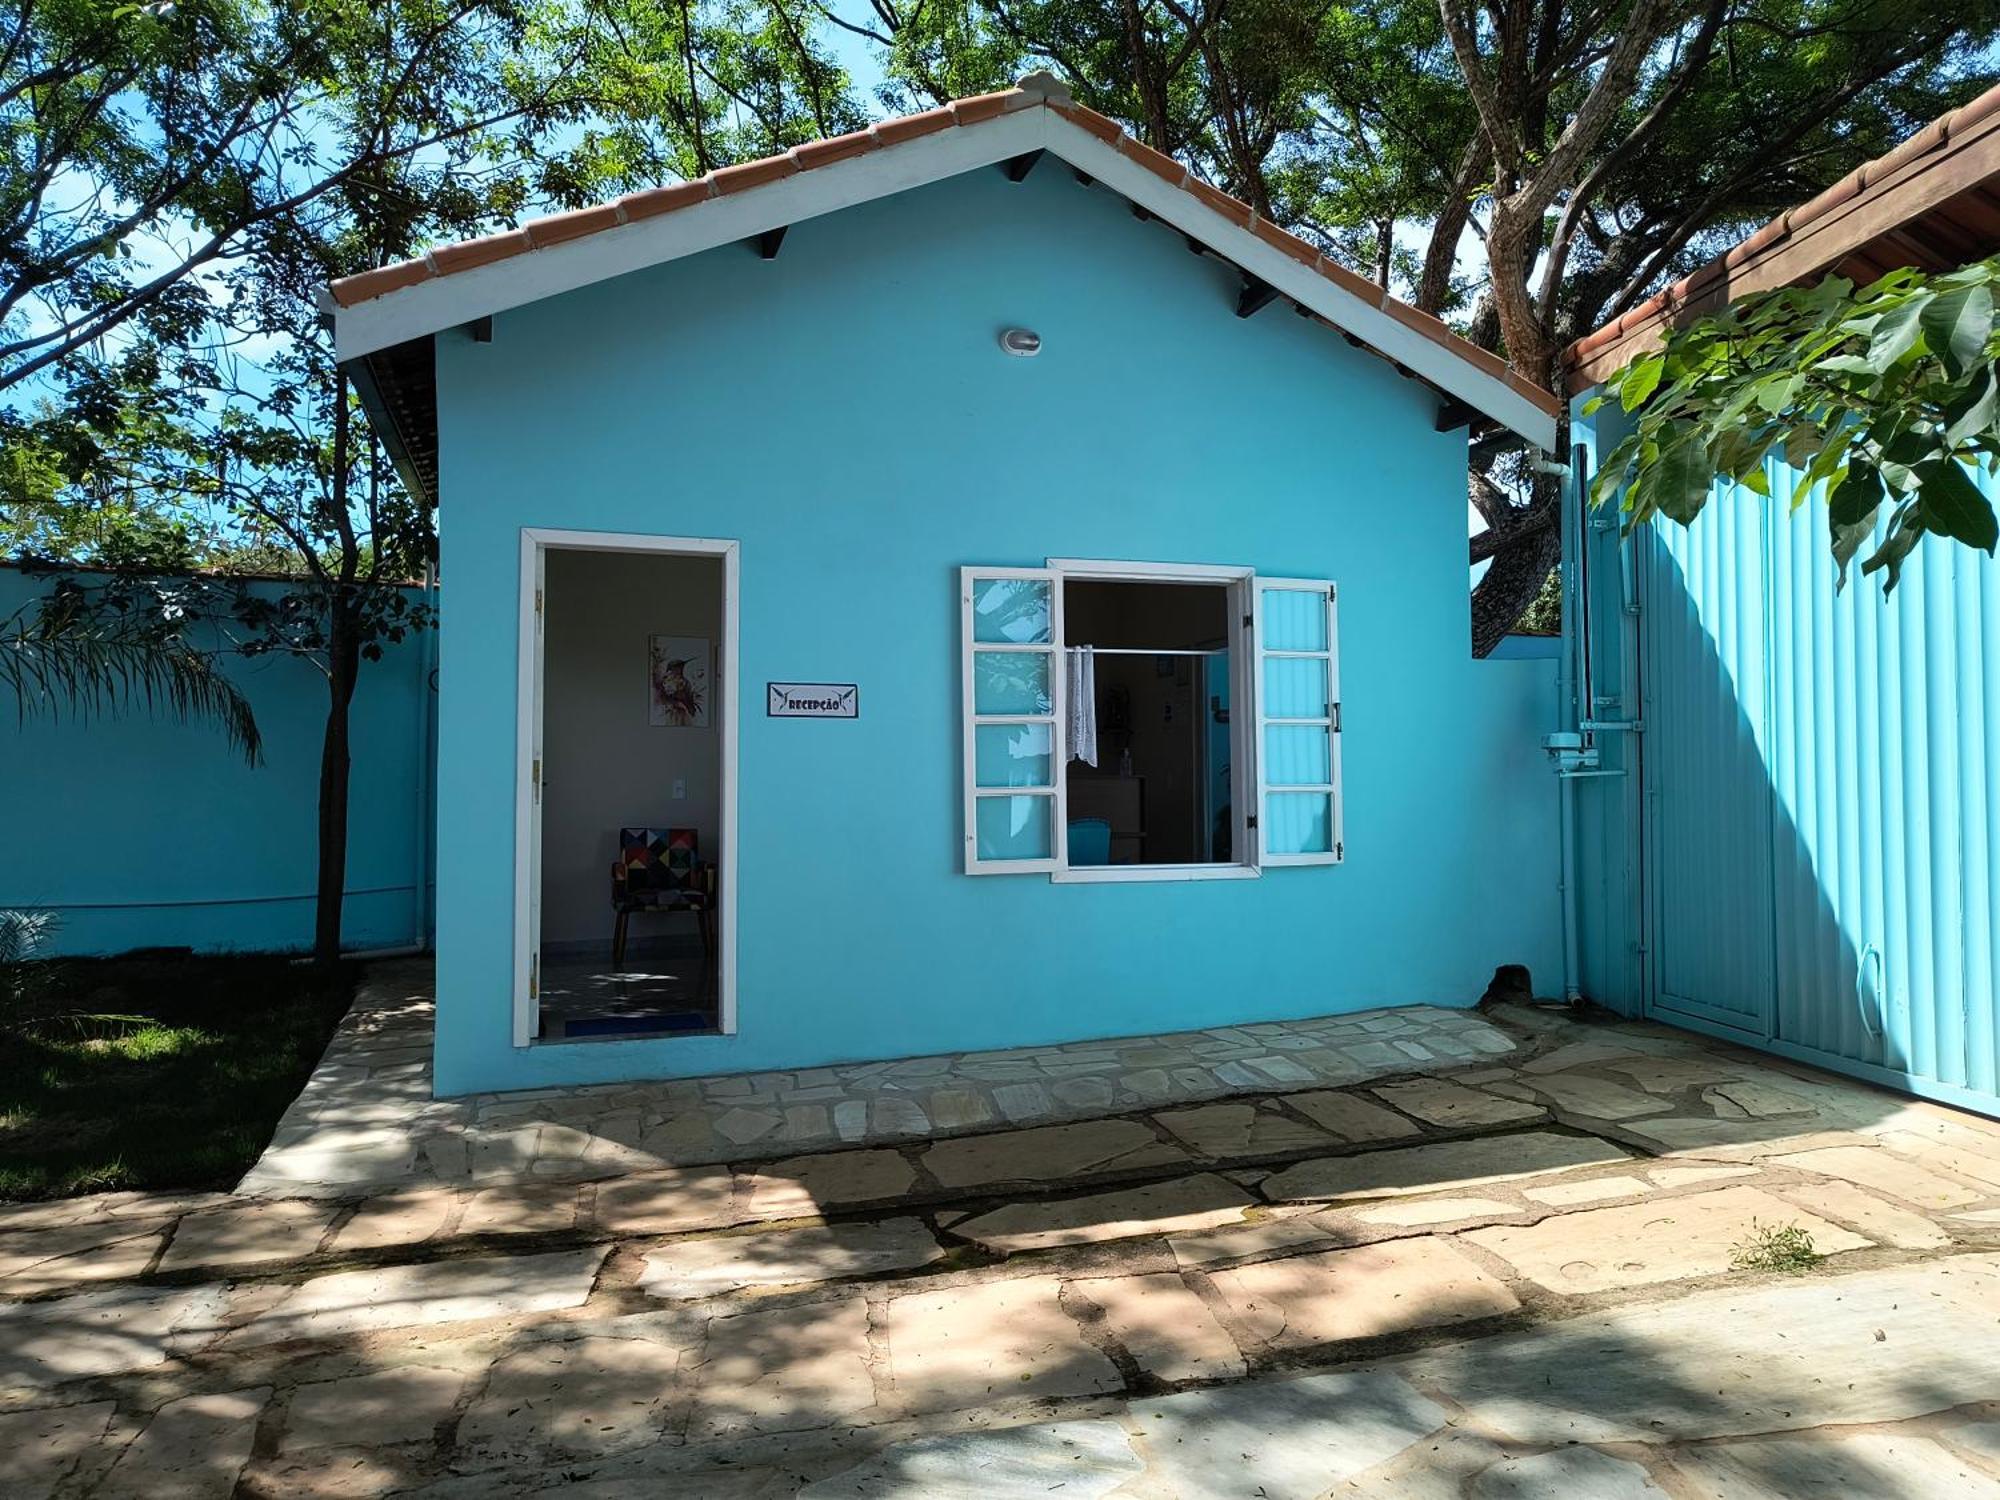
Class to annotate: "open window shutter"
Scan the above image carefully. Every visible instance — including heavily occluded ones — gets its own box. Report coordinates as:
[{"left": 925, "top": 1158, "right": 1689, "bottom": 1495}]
[
  {"left": 962, "top": 567, "right": 1064, "bottom": 874},
  {"left": 1253, "top": 578, "right": 1341, "bottom": 866}
]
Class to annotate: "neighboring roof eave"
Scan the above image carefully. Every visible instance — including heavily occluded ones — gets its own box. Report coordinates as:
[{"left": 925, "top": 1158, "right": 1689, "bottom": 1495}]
[
  {"left": 1566, "top": 82, "right": 2000, "bottom": 393},
  {"left": 331, "top": 82, "right": 1557, "bottom": 449}
]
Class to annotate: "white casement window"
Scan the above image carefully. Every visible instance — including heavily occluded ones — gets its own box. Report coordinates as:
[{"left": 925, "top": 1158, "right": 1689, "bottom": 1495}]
[
  {"left": 960, "top": 562, "right": 1341, "bottom": 879},
  {"left": 1253, "top": 579, "right": 1343, "bottom": 865},
  {"left": 961, "top": 568, "right": 1065, "bottom": 874}
]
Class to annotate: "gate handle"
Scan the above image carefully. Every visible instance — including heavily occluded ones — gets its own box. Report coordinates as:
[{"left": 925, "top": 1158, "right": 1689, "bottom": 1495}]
[{"left": 1856, "top": 944, "right": 1884, "bottom": 1040}]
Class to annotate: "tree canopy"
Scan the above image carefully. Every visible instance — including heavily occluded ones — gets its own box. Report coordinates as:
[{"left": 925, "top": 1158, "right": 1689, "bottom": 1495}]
[
  {"left": 1589, "top": 258, "right": 2000, "bottom": 591},
  {"left": 8, "top": 0, "right": 2000, "bottom": 607}
]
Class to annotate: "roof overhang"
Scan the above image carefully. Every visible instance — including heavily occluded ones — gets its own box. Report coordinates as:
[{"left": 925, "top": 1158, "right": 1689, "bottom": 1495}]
[
  {"left": 1567, "top": 83, "right": 2000, "bottom": 392},
  {"left": 332, "top": 93, "right": 1559, "bottom": 500}
]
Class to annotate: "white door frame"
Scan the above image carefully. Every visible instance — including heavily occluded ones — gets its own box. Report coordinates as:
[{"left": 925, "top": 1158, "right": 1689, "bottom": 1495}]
[{"left": 514, "top": 527, "right": 741, "bottom": 1046}]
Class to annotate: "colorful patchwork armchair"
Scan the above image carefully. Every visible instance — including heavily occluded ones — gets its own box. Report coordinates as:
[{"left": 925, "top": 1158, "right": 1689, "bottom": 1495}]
[{"left": 611, "top": 827, "right": 715, "bottom": 966}]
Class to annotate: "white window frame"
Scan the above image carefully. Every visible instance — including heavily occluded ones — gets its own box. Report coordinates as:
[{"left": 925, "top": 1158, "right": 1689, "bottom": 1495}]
[
  {"left": 1253, "top": 578, "right": 1343, "bottom": 867},
  {"left": 960, "top": 557, "right": 1341, "bottom": 883},
  {"left": 514, "top": 528, "right": 741, "bottom": 1046},
  {"left": 961, "top": 566, "right": 1066, "bottom": 875}
]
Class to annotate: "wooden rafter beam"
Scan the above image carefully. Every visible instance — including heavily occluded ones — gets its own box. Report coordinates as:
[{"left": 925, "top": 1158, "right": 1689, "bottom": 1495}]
[
  {"left": 1002, "top": 150, "right": 1045, "bottom": 183},
  {"left": 1435, "top": 397, "right": 1478, "bottom": 432},
  {"left": 754, "top": 225, "right": 788, "bottom": 260},
  {"left": 1236, "top": 276, "right": 1281, "bottom": 319}
]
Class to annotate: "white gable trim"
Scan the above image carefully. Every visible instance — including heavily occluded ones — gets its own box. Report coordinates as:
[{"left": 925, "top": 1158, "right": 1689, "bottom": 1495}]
[
  {"left": 333, "top": 109, "right": 1049, "bottom": 364},
  {"left": 333, "top": 105, "right": 1555, "bottom": 448}
]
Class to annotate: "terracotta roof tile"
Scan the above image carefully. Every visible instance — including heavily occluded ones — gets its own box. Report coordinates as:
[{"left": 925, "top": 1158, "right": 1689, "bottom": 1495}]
[
  {"left": 949, "top": 90, "right": 1016, "bottom": 126},
  {"left": 1567, "top": 78, "right": 2000, "bottom": 387},
  {"left": 525, "top": 203, "right": 625, "bottom": 249},
  {"left": 871, "top": 107, "right": 956, "bottom": 146},
  {"left": 1183, "top": 176, "right": 1252, "bottom": 227},
  {"left": 711, "top": 155, "right": 799, "bottom": 196},
  {"left": 1248, "top": 215, "right": 1323, "bottom": 273},
  {"left": 1117, "top": 134, "right": 1190, "bottom": 188},
  {"left": 1316, "top": 251, "right": 1390, "bottom": 307},
  {"left": 1383, "top": 296, "right": 1454, "bottom": 345},
  {"left": 1050, "top": 101, "right": 1122, "bottom": 144},
  {"left": 620, "top": 179, "right": 714, "bottom": 222},
  {"left": 792, "top": 129, "right": 878, "bottom": 171},
  {"left": 329, "top": 258, "right": 431, "bottom": 308},
  {"left": 427, "top": 228, "right": 532, "bottom": 276},
  {"left": 327, "top": 78, "right": 1554, "bottom": 419}
]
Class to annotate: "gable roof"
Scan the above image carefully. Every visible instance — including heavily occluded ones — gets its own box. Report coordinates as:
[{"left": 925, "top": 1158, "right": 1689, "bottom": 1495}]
[
  {"left": 1566, "top": 82, "right": 2000, "bottom": 392},
  {"left": 331, "top": 74, "right": 1559, "bottom": 502}
]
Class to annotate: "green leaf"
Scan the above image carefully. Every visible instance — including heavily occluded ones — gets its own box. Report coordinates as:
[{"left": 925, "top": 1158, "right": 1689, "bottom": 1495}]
[
  {"left": 1651, "top": 426, "right": 1715, "bottom": 525},
  {"left": 1831, "top": 502, "right": 1882, "bottom": 586},
  {"left": 1945, "top": 364, "right": 1999, "bottom": 449},
  {"left": 1753, "top": 376, "right": 1799, "bottom": 415},
  {"left": 1867, "top": 293, "right": 1933, "bottom": 372},
  {"left": 1784, "top": 425, "right": 1825, "bottom": 469},
  {"left": 1828, "top": 459, "right": 1883, "bottom": 528},
  {"left": 1921, "top": 284, "right": 1995, "bottom": 378},
  {"left": 1620, "top": 354, "right": 1666, "bottom": 411},
  {"left": 1861, "top": 502, "right": 1928, "bottom": 593},
  {"left": 1914, "top": 459, "right": 1999, "bottom": 553},
  {"left": 1581, "top": 393, "right": 1607, "bottom": 417}
]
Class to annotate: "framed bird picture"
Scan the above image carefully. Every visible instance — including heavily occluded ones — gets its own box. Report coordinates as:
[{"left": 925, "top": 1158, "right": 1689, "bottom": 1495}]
[{"left": 647, "top": 636, "right": 711, "bottom": 727}]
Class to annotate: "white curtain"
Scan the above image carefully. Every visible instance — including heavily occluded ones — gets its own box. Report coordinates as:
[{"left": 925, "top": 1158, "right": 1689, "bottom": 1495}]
[{"left": 1065, "top": 646, "right": 1098, "bottom": 766}]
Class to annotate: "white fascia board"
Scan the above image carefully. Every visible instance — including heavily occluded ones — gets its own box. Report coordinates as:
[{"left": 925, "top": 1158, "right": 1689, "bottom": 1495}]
[
  {"left": 334, "top": 108, "right": 1051, "bottom": 362},
  {"left": 1044, "top": 124, "right": 1557, "bottom": 450},
  {"left": 335, "top": 101, "right": 1554, "bottom": 448}
]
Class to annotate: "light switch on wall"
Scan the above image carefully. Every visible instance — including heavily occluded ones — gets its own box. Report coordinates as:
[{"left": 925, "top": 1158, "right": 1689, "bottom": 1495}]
[{"left": 672, "top": 779, "right": 686, "bottom": 799}]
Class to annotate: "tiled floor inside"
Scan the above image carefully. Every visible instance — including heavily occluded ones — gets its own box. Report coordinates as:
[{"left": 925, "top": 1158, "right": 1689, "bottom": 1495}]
[{"left": 537, "top": 946, "right": 717, "bottom": 1040}]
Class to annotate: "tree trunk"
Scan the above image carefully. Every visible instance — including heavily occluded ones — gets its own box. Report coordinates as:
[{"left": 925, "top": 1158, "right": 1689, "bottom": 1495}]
[
  {"left": 314, "top": 607, "right": 360, "bottom": 965},
  {"left": 1471, "top": 501, "right": 1562, "bottom": 658}
]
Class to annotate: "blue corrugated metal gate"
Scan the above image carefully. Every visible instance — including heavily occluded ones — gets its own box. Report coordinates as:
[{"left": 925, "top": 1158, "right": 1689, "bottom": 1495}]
[{"left": 1604, "top": 458, "right": 2000, "bottom": 1116}]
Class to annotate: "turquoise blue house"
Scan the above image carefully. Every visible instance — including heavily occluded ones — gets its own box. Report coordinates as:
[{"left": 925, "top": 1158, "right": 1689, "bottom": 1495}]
[{"left": 328, "top": 74, "right": 1564, "bottom": 1096}]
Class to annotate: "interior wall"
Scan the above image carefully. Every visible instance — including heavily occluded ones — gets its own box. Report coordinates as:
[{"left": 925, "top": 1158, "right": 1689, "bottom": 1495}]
[{"left": 540, "top": 548, "right": 721, "bottom": 949}]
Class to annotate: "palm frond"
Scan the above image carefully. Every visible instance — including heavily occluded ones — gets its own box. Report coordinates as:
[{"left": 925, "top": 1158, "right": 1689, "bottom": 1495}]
[
  {"left": 0, "top": 606, "right": 263, "bottom": 764},
  {"left": 0, "top": 909, "right": 58, "bottom": 969}
]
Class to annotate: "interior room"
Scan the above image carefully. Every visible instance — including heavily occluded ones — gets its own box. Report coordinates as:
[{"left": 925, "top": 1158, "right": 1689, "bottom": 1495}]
[
  {"left": 537, "top": 547, "right": 723, "bottom": 1040},
  {"left": 1063, "top": 579, "right": 1233, "bottom": 867}
]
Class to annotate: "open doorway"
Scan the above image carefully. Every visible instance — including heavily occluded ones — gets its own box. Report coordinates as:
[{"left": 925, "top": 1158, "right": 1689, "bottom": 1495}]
[
  {"left": 517, "top": 533, "right": 737, "bottom": 1044},
  {"left": 1062, "top": 579, "right": 1234, "bottom": 867}
]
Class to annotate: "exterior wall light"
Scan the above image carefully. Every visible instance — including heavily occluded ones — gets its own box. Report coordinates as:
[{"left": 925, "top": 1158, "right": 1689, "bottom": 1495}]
[{"left": 1000, "top": 328, "right": 1042, "bottom": 357}]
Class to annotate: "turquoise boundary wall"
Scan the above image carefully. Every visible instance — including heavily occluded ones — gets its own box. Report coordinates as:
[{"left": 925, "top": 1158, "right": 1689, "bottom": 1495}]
[
  {"left": 1572, "top": 400, "right": 2000, "bottom": 1118},
  {"left": 0, "top": 565, "right": 437, "bottom": 956},
  {"left": 430, "top": 161, "right": 1564, "bottom": 1094}
]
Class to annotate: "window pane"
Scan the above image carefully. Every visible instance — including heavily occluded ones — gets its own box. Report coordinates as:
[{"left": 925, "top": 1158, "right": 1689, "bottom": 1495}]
[
  {"left": 1264, "top": 725, "right": 1331, "bottom": 787},
  {"left": 975, "top": 722, "right": 1053, "bottom": 788},
  {"left": 1262, "top": 655, "right": 1327, "bottom": 720},
  {"left": 1261, "top": 588, "right": 1327, "bottom": 652},
  {"left": 972, "top": 578, "right": 1052, "bottom": 644},
  {"left": 1266, "top": 792, "right": 1333, "bottom": 855},
  {"left": 974, "top": 651, "right": 1051, "bottom": 715},
  {"left": 975, "top": 794, "right": 1051, "bottom": 860}
]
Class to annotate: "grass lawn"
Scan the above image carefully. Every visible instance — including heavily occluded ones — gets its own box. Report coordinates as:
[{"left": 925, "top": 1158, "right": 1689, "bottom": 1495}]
[{"left": 0, "top": 952, "right": 357, "bottom": 1201}]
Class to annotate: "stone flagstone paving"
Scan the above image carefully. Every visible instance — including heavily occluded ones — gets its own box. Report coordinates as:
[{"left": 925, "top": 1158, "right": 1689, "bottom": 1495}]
[
  {"left": 235, "top": 962, "right": 1520, "bottom": 1197},
  {"left": 15, "top": 971, "right": 2000, "bottom": 1493}
]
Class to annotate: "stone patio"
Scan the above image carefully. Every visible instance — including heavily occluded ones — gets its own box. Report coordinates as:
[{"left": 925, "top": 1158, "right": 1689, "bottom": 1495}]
[
  {"left": 11, "top": 967, "right": 2000, "bottom": 1494},
  {"left": 234, "top": 961, "right": 1521, "bottom": 1197}
]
